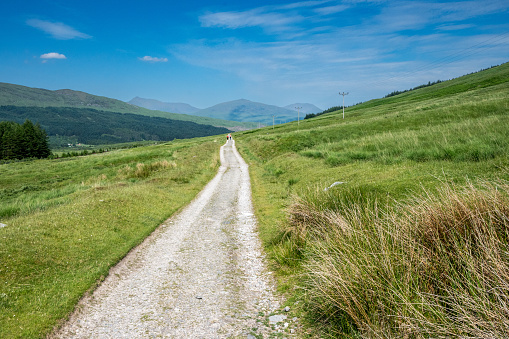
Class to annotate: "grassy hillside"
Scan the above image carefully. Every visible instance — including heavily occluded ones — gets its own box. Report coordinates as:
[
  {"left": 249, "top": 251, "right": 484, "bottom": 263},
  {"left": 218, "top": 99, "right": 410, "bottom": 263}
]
[
  {"left": 0, "top": 135, "right": 224, "bottom": 338},
  {"left": 234, "top": 62, "right": 509, "bottom": 337},
  {"left": 0, "top": 83, "right": 257, "bottom": 130}
]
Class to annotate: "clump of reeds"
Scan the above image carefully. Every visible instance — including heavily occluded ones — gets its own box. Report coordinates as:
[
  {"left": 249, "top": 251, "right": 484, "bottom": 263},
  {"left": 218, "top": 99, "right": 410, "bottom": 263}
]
[
  {"left": 287, "top": 179, "right": 509, "bottom": 337},
  {"left": 117, "top": 160, "right": 176, "bottom": 179}
]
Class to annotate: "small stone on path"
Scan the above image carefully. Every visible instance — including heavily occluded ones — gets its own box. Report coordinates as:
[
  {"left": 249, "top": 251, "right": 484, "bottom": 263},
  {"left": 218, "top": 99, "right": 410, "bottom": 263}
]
[{"left": 269, "top": 314, "right": 287, "bottom": 324}]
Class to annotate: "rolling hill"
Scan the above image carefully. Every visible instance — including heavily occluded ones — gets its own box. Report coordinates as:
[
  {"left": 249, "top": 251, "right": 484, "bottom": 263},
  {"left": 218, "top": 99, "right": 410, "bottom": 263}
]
[
  {"left": 128, "top": 97, "right": 200, "bottom": 115},
  {"left": 0, "top": 83, "right": 257, "bottom": 130}
]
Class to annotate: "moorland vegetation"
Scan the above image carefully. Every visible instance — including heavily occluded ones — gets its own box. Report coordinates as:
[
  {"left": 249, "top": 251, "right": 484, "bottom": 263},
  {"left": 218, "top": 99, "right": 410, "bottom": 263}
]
[{"left": 235, "top": 62, "right": 509, "bottom": 337}]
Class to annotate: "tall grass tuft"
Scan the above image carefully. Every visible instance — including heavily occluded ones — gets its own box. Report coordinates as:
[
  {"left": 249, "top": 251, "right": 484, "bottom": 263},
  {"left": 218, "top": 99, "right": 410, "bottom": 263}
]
[
  {"left": 117, "top": 160, "right": 176, "bottom": 179},
  {"left": 288, "top": 179, "right": 509, "bottom": 337}
]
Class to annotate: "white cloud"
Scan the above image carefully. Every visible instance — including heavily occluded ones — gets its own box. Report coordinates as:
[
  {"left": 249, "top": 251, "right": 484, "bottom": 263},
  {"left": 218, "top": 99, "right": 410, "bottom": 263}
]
[
  {"left": 314, "top": 5, "right": 350, "bottom": 15},
  {"left": 27, "top": 19, "right": 91, "bottom": 40},
  {"left": 139, "top": 56, "right": 168, "bottom": 62},
  {"left": 277, "top": 1, "right": 333, "bottom": 10},
  {"left": 40, "top": 52, "right": 67, "bottom": 59},
  {"left": 200, "top": 8, "right": 301, "bottom": 31}
]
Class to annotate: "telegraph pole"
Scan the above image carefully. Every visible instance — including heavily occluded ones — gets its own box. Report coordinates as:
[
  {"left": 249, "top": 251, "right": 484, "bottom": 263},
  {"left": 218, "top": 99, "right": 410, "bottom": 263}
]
[
  {"left": 339, "top": 92, "right": 349, "bottom": 119},
  {"left": 295, "top": 106, "right": 302, "bottom": 126},
  {"left": 272, "top": 115, "right": 275, "bottom": 129}
]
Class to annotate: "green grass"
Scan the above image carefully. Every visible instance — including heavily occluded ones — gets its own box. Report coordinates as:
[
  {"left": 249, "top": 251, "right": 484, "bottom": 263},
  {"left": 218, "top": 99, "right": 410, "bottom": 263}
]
[
  {"left": 0, "top": 136, "right": 224, "bottom": 338},
  {"left": 235, "top": 62, "right": 509, "bottom": 337}
]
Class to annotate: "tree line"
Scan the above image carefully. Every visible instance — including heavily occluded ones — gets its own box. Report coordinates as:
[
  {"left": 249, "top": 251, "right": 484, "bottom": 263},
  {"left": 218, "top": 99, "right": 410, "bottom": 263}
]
[
  {"left": 0, "top": 106, "right": 231, "bottom": 147},
  {"left": 305, "top": 106, "right": 344, "bottom": 120},
  {"left": 0, "top": 119, "right": 51, "bottom": 160}
]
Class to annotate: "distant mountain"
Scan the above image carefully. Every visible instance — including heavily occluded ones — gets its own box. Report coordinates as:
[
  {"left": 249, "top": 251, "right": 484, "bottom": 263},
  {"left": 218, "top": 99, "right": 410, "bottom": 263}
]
[
  {"left": 126, "top": 95, "right": 323, "bottom": 125},
  {"left": 283, "top": 103, "right": 322, "bottom": 115},
  {"left": 0, "top": 83, "right": 257, "bottom": 130},
  {"left": 194, "top": 99, "right": 299, "bottom": 125},
  {"left": 129, "top": 97, "right": 200, "bottom": 115}
]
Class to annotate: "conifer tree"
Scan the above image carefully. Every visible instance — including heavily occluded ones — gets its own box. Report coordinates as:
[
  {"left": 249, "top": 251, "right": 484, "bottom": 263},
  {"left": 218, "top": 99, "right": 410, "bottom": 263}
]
[{"left": 0, "top": 120, "right": 51, "bottom": 160}]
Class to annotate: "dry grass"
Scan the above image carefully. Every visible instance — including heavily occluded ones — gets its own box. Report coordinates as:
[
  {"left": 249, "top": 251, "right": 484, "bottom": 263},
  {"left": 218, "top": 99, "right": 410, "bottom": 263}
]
[
  {"left": 286, "top": 179, "right": 509, "bottom": 337},
  {"left": 117, "top": 160, "right": 177, "bottom": 179}
]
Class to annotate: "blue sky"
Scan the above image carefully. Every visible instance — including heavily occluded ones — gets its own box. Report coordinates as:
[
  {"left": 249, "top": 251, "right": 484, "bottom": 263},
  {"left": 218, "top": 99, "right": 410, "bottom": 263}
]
[{"left": 1, "top": 0, "right": 508, "bottom": 110}]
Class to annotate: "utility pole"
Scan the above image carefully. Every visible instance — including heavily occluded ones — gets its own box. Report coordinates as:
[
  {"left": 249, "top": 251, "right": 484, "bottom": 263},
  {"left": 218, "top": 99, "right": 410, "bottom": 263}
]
[
  {"left": 295, "top": 106, "right": 302, "bottom": 126},
  {"left": 272, "top": 115, "right": 275, "bottom": 129},
  {"left": 339, "top": 92, "right": 349, "bottom": 119}
]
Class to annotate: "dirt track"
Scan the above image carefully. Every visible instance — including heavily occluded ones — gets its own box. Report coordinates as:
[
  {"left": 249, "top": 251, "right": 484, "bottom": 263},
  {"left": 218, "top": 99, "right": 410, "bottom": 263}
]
[{"left": 53, "top": 140, "right": 290, "bottom": 338}]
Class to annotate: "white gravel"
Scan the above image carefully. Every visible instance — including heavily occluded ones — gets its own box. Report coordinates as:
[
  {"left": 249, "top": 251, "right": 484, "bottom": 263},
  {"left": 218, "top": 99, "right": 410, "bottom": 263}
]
[{"left": 52, "top": 140, "right": 291, "bottom": 338}]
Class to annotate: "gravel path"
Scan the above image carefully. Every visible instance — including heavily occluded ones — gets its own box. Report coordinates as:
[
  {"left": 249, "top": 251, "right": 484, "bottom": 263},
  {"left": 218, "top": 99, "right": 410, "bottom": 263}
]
[{"left": 52, "top": 140, "right": 295, "bottom": 338}]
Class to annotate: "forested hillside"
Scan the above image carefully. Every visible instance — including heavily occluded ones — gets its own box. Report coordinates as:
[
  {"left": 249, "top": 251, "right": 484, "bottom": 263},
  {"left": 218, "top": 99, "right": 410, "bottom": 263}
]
[
  {"left": 0, "top": 82, "right": 258, "bottom": 130},
  {"left": 0, "top": 106, "right": 231, "bottom": 146}
]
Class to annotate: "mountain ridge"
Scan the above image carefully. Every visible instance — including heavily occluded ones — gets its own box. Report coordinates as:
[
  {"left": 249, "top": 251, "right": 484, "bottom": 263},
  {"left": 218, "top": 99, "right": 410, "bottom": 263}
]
[
  {"left": 129, "top": 97, "right": 323, "bottom": 125},
  {"left": 128, "top": 97, "right": 200, "bottom": 115},
  {"left": 0, "top": 82, "right": 257, "bottom": 130}
]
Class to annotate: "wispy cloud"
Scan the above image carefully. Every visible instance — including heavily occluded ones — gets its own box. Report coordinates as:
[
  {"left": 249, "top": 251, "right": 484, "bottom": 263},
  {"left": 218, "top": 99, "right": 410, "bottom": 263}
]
[
  {"left": 179, "top": 0, "right": 509, "bottom": 107},
  {"left": 313, "top": 4, "right": 350, "bottom": 15},
  {"left": 200, "top": 8, "right": 302, "bottom": 31},
  {"left": 27, "top": 19, "right": 91, "bottom": 40},
  {"left": 198, "top": 1, "right": 339, "bottom": 33},
  {"left": 139, "top": 56, "right": 168, "bottom": 62}
]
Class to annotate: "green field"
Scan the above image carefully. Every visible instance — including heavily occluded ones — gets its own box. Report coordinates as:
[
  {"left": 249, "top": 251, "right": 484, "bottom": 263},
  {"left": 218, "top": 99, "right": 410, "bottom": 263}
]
[
  {"left": 0, "top": 136, "right": 223, "bottom": 338},
  {"left": 1, "top": 63, "right": 508, "bottom": 338}
]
